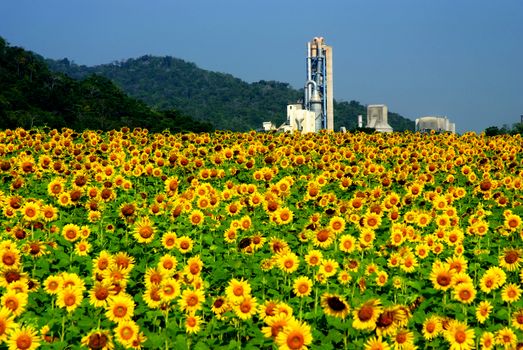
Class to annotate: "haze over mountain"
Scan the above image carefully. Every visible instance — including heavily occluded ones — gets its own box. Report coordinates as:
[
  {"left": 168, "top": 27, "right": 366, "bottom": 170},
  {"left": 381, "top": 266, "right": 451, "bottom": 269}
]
[{"left": 47, "top": 55, "right": 415, "bottom": 132}]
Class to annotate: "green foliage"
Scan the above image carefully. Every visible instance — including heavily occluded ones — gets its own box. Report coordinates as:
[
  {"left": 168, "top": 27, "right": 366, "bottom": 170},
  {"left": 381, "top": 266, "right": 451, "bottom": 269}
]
[
  {"left": 484, "top": 122, "right": 523, "bottom": 136},
  {"left": 0, "top": 37, "right": 211, "bottom": 133},
  {"left": 47, "top": 55, "right": 415, "bottom": 132}
]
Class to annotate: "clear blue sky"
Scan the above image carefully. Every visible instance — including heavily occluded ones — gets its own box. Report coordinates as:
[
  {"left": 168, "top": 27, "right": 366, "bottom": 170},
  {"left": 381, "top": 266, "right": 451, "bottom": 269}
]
[{"left": 1, "top": 0, "right": 522, "bottom": 133}]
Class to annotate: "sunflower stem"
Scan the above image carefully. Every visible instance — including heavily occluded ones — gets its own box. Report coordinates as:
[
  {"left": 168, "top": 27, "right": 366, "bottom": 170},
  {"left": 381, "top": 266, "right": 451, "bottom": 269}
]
[{"left": 60, "top": 314, "right": 66, "bottom": 343}]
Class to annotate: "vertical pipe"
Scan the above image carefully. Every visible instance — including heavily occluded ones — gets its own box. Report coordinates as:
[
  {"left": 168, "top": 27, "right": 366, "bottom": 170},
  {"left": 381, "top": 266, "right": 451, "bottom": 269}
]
[{"left": 306, "top": 41, "right": 312, "bottom": 109}]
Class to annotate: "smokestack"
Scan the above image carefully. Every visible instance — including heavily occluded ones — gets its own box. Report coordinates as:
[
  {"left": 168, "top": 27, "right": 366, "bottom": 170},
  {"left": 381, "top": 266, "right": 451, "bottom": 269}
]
[{"left": 358, "top": 115, "right": 363, "bottom": 128}]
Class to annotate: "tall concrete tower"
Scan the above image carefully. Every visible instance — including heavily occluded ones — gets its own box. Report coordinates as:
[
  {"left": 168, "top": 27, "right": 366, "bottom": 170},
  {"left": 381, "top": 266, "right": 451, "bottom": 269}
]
[{"left": 305, "top": 37, "right": 334, "bottom": 131}]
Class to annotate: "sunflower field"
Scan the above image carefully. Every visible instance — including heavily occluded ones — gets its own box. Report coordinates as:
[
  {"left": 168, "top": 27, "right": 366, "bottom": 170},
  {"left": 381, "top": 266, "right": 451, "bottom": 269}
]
[{"left": 0, "top": 127, "right": 522, "bottom": 350}]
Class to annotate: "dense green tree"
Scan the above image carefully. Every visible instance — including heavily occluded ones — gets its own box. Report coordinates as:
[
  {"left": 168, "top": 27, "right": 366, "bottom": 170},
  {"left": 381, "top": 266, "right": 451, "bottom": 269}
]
[
  {"left": 47, "top": 55, "right": 415, "bottom": 132},
  {"left": 0, "top": 37, "right": 210, "bottom": 133}
]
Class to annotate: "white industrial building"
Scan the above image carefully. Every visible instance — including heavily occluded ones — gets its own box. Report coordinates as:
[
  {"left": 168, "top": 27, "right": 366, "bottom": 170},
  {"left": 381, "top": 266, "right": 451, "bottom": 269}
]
[
  {"left": 415, "top": 116, "right": 455, "bottom": 133},
  {"left": 366, "top": 104, "right": 393, "bottom": 132}
]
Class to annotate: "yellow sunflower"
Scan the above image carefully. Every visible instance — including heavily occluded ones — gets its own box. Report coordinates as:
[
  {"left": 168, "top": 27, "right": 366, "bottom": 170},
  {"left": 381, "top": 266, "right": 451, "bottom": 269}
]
[
  {"left": 495, "top": 327, "right": 517, "bottom": 349},
  {"left": 225, "top": 278, "right": 251, "bottom": 303},
  {"left": 278, "top": 252, "right": 300, "bottom": 274},
  {"left": 321, "top": 293, "right": 350, "bottom": 319},
  {"left": 275, "top": 318, "right": 313, "bottom": 350},
  {"left": 62, "top": 223, "right": 81, "bottom": 242},
  {"left": 421, "top": 315, "right": 442, "bottom": 340},
  {"left": 185, "top": 313, "right": 203, "bottom": 334},
  {"left": 292, "top": 276, "right": 313, "bottom": 298},
  {"left": 499, "top": 248, "right": 522, "bottom": 271},
  {"left": 161, "top": 231, "right": 177, "bottom": 250},
  {"left": 6, "top": 325, "right": 40, "bottom": 350},
  {"left": 56, "top": 286, "right": 84, "bottom": 313},
  {"left": 178, "top": 288, "right": 206, "bottom": 314},
  {"left": 475, "top": 301, "right": 492, "bottom": 324},
  {"left": 1, "top": 291, "right": 28, "bottom": 317},
  {"left": 89, "top": 282, "right": 116, "bottom": 308},
  {"left": 430, "top": 262, "right": 454, "bottom": 291},
  {"left": 133, "top": 216, "right": 156, "bottom": 244},
  {"left": 114, "top": 319, "right": 139, "bottom": 348},
  {"left": 0, "top": 307, "right": 17, "bottom": 342},
  {"left": 364, "top": 336, "right": 391, "bottom": 350},
  {"left": 501, "top": 283, "right": 522, "bottom": 303},
  {"left": 452, "top": 283, "right": 476, "bottom": 304},
  {"left": 339, "top": 234, "right": 357, "bottom": 253},
  {"left": 352, "top": 299, "right": 383, "bottom": 330},
  {"left": 105, "top": 294, "right": 135, "bottom": 323},
  {"left": 480, "top": 331, "right": 495, "bottom": 350},
  {"left": 443, "top": 320, "right": 475, "bottom": 350},
  {"left": 233, "top": 295, "right": 258, "bottom": 320}
]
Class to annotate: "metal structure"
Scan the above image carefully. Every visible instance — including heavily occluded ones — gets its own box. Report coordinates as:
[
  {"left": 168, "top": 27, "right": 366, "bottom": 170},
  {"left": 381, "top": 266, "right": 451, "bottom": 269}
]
[
  {"left": 268, "top": 37, "right": 333, "bottom": 133},
  {"left": 304, "top": 37, "right": 334, "bottom": 131}
]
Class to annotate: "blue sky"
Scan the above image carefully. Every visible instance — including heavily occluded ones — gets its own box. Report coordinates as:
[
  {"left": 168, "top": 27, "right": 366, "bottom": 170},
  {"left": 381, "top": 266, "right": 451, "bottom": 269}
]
[{"left": 1, "top": 0, "right": 522, "bottom": 133}]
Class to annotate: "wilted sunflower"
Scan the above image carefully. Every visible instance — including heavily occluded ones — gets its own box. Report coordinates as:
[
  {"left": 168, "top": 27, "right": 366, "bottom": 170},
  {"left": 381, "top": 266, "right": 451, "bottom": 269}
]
[
  {"left": 321, "top": 293, "right": 350, "bottom": 319},
  {"left": 81, "top": 329, "right": 114, "bottom": 350}
]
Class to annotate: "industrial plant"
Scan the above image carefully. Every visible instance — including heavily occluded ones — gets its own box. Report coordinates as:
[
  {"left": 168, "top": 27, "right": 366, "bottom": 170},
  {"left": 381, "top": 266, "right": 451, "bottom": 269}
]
[
  {"left": 415, "top": 116, "right": 455, "bottom": 133},
  {"left": 264, "top": 37, "right": 333, "bottom": 133},
  {"left": 263, "top": 37, "right": 456, "bottom": 134}
]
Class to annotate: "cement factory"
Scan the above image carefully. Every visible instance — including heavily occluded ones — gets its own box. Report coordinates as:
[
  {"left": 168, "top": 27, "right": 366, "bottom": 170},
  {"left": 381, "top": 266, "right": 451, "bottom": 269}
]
[{"left": 263, "top": 37, "right": 455, "bottom": 134}]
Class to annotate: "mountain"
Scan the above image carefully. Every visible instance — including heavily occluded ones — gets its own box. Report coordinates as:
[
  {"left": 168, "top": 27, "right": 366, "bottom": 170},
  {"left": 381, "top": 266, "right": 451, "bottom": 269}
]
[
  {"left": 47, "top": 56, "right": 415, "bottom": 132},
  {"left": 0, "top": 37, "right": 212, "bottom": 133}
]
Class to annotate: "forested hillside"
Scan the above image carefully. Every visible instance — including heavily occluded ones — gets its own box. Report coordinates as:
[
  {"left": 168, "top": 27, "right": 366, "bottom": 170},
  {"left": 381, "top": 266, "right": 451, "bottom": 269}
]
[
  {"left": 48, "top": 55, "right": 415, "bottom": 132},
  {"left": 0, "top": 37, "right": 212, "bottom": 132}
]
